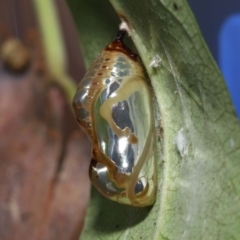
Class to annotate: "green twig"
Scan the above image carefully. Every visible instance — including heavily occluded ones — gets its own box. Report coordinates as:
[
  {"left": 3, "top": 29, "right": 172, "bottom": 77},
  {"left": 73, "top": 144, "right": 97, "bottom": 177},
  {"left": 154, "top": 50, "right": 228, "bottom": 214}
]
[{"left": 33, "top": 0, "right": 77, "bottom": 106}]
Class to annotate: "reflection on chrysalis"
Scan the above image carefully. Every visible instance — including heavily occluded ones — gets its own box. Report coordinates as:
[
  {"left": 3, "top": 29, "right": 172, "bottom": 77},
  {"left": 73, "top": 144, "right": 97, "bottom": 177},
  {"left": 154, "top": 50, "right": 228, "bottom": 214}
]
[{"left": 72, "top": 30, "right": 157, "bottom": 207}]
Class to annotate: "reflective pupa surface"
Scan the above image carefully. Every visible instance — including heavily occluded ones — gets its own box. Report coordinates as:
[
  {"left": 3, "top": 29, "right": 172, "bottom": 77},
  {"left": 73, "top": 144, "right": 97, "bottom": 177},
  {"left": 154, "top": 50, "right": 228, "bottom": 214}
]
[{"left": 73, "top": 31, "right": 157, "bottom": 207}]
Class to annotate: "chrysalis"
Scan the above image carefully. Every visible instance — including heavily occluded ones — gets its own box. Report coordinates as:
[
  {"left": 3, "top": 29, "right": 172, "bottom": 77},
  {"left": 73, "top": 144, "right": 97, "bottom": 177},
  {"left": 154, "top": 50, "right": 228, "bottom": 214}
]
[{"left": 73, "top": 30, "right": 157, "bottom": 207}]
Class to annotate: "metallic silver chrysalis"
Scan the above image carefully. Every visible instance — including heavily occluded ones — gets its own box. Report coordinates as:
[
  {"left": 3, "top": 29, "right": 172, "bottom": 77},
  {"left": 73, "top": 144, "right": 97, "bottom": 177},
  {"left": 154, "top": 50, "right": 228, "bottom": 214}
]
[{"left": 73, "top": 31, "right": 157, "bottom": 207}]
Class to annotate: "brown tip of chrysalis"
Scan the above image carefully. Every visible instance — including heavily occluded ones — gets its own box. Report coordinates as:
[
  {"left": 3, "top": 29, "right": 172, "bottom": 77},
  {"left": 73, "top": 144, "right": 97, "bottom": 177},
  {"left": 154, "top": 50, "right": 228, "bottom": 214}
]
[{"left": 105, "top": 30, "right": 137, "bottom": 60}]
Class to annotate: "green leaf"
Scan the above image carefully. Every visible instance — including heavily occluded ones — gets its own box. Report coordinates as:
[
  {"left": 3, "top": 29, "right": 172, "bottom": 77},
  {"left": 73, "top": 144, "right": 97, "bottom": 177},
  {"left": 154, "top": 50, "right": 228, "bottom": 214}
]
[{"left": 67, "top": 0, "right": 240, "bottom": 239}]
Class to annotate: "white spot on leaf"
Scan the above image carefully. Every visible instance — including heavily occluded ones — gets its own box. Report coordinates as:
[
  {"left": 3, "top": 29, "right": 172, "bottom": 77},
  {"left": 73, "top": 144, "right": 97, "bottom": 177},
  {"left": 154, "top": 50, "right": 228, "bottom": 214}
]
[
  {"left": 175, "top": 127, "right": 189, "bottom": 157},
  {"left": 230, "top": 138, "right": 235, "bottom": 148},
  {"left": 149, "top": 54, "right": 162, "bottom": 68}
]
